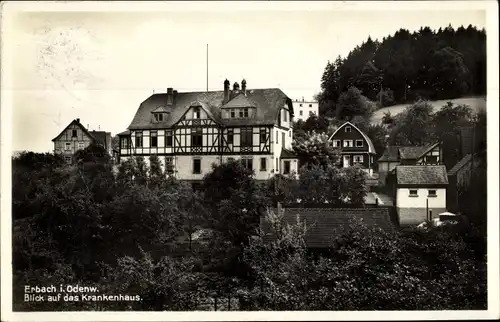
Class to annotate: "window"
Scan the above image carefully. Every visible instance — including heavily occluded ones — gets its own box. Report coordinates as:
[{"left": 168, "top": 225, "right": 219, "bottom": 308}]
[
  {"left": 309, "top": 104, "right": 312, "bottom": 107},
  {"left": 121, "top": 137, "right": 130, "bottom": 149},
  {"left": 193, "top": 107, "right": 201, "bottom": 119},
  {"left": 241, "top": 157, "right": 253, "bottom": 170},
  {"left": 239, "top": 109, "right": 244, "bottom": 118},
  {"left": 299, "top": 110, "right": 303, "bottom": 116},
  {"left": 345, "top": 126, "right": 352, "bottom": 133},
  {"left": 259, "top": 129, "right": 266, "bottom": 144},
  {"left": 283, "top": 109, "right": 287, "bottom": 122},
  {"left": 72, "top": 129, "right": 77, "bottom": 137},
  {"left": 299, "top": 103, "right": 303, "bottom": 107},
  {"left": 65, "top": 142, "right": 71, "bottom": 151},
  {"left": 193, "top": 158, "right": 201, "bottom": 174},
  {"left": 260, "top": 158, "right": 267, "bottom": 171},
  {"left": 289, "top": 131, "right": 291, "bottom": 137},
  {"left": 230, "top": 109, "right": 235, "bottom": 118},
  {"left": 276, "top": 130, "right": 279, "bottom": 144},
  {"left": 244, "top": 108, "right": 249, "bottom": 118},
  {"left": 333, "top": 140, "right": 341, "bottom": 148},
  {"left": 282, "top": 133, "right": 285, "bottom": 147},
  {"left": 150, "top": 131, "right": 158, "bottom": 147},
  {"left": 409, "top": 189, "right": 418, "bottom": 197},
  {"left": 135, "top": 131, "right": 143, "bottom": 148},
  {"left": 154, "top": 113, "right": 164, "bottom": 122},
  {"left": 191, "top": 128, "right": 203, "bottom": 147},
  {"left": 353, "top": 155, "right": 364, "bottom": 164},
  {"left": 356, "top": 140, "right": 364, "bottom": 147},
  {"left": 276, "top": 158, "right": 279, "bottom": 172},
  {"left": 283, "top": 161, "right": 291, "bottom": 174},
  {"left": 428, "top": 189, "right": 437, "bottom": 197},
  {"left": 241, "top": 128, "right": 253, "bottom": 147},
  {"left": 165, "top": 157, "right": 174, "bottom": 173},
  {"left": 343, "top": 140, "right": 353, "bottom": 147},
  {"left": 65, "top": 156, "right": 72, "bottom": 163},
  {"left": 165, "top": 131, "right": 173, "bottom": 147},
  {"left": 425, "top": 155, "right": 438, "bottom": 164},
  {"left": 78, "top": 142, "right": 85, "bottom": 150},
  {"left": 227, "top": 129, "right": 234, "bottom": 144}
]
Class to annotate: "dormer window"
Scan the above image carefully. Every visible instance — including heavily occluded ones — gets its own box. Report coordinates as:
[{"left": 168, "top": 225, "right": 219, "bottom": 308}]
[
  {"left": 283, "top": 109, "right": 288, "bottom": 122},
  {"left": 244, "top": 108, "right": 249, "bottom": 118},
  {"left": 154, "top": 113, "right": 164, "bottom": 122},
  {"left": 193, "top": 107, "right": 201, "bottom": 119},
  {"left": 230, "top": 109, "right": 235, "bottom": 118}
]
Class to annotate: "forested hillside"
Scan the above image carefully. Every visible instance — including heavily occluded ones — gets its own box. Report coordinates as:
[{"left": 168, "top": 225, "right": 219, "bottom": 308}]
[{"left": 317, "top": 24, "right": 486, "bottom": 118}]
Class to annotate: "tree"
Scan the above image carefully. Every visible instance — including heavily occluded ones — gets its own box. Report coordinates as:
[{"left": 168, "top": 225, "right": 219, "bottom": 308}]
[
  {"left": 389, "top": 100, "right": 435, "bottom": 146},
  {"left": 428, "top": 46, "right": 469, "bottom": 99},
  {"left": 292, "top": 131, "right": 341, "bottom": 169},
  {"left": 336, "top": 86, "right": 374, "bottom": 121},
  {"left": 366, "top": 124, "right": 388, "bottom": 164},
  {"left": 202, "top": 161, "right": 269, "bottom": 247}
]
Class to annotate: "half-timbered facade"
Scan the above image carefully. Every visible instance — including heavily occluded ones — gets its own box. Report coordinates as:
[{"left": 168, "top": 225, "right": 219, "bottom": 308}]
[
  {"left": 328, "top": 121, "right": 376, "bottom": 176},
  {"left": 118, "top": 80, "right": 298, "bottom": 181},
  {"left": 52, "top": 118, "right": 112, "bottom": 164},
  {"left": 378, "top": 142, "right": 442, "bottom": 184}
]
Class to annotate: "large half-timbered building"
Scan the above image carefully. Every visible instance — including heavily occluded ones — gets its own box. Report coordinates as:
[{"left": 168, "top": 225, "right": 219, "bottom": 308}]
[{"left": 117, "top": 80, "right": 298, "bottom": 181}]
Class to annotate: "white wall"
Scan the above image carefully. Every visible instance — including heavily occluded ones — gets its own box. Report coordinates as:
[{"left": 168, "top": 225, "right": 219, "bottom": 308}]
[
  {"left": 396, "top": 188, "right": 446, "bottom": 209},
  {"left": 292, "top": 101, "right": 319, "bottom": 122}
]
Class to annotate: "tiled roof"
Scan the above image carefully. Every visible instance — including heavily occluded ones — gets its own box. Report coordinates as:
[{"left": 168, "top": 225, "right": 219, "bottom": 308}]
[
  {"left": 127, "top": 88, "right": 292, "bottom": 130},
  {"left": 448, "top": 154, "right": 472, "bottom": 176},
  {"left": 398, "top": 146, "right": 430, "bottom": 159},
  {"left": 378, "top": 146, "right": 401, "bottom": 162},
  {"left": 261, "top": 207, "right": 394, "bottom": 248},
  {"left": 379, "top": 143, "right": 440, "bottom": 162},
  {"left": 396, "top": 165, "right": 448, "bottom": 185},
  {"left": 280, "top": 148, "right": 297, "bottom": 159}
]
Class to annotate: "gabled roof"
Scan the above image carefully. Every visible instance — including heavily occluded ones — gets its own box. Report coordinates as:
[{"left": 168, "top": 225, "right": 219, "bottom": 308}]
[
  {"left": 280, "top": 148, "right": 297, "bottom": 159},
  {"left": 51, "top": 119, "right": 94, "bottom": 142},
  {"left": 448, "top": 154, "right": 472, "bottom": 176},
  {"left": 152, "top": 106, "right": 171, "bottom": 113},
  {"left": 379, "top": 142, "right": 440, "bottom": 162},
  {"left": 221, "top": 93, "right": 257, "bottom": 109},
  {"left": 396, "top": 165, "right": 448, "bottom": 185},
  {"left": 127, "top": 88, "right": 293, "bottom": 130},
  {"left": 261, "top": 207, "right": 394, "bottom": 248},
  {"left": 398, "top": 146, "right": 430, "bottom": 159},
  {"left": 328, "top": 121, "right": 376, "bottom": 154},
  {"left": 378, "top": 146, "right": 401, "bottom": 162},
  {"left": 174, "top": 100, "right": 223, "bottom": 126}
]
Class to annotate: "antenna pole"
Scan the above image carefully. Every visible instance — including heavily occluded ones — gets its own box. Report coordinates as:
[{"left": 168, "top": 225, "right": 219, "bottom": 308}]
[{"left": 206, "top": 44, "right": 209, "bottom": 92}]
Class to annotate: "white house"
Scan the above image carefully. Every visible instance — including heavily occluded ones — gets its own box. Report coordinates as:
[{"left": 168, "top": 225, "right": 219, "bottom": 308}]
[
  {"left": 292, "top": 98, "right": 319, "bottom": 122},
  {"left": 117, "top": 79, "right": 299, "bottom": 184},
  {"left": 394, "top": 165, "right": 448, "bottom": 226}
]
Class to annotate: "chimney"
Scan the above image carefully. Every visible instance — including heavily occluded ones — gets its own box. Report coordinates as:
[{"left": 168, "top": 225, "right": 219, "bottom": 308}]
[
  {"left": 233, "top": 82, "right": 240, "bottom": 91},
  {"left": 173, "top": 90, "right": 178, "bottom": 105},
  {"left": 76, "top": 118, "right": 80, "bottom": 123},
  {"left": 241, "top": 79, "right": 247, "bottom": 95},
  {"left": 223, "top": 79, "right": 230, "bottom": 103},
  {"left": 166, "top": 88, "right": 174, "bottom": 105},
  {"left": 302, "top": 97, "right": 304, "bottom": 102}
]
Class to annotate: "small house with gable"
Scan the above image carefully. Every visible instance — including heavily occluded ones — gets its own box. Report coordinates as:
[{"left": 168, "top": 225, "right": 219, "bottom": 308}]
[
  {"left": 393, "top": 165, "right": 448, "bottom": 226},
  {"left": 328, "top": 121, "right": 376, "bottom": 176}
]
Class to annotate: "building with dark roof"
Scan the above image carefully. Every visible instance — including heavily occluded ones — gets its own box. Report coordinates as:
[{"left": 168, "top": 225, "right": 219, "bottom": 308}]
[
  {"left": 328, "top": 121, "right": 377, "bottom": 176},
  {"left": 118, "top": 80, "right": 299, "bottom": 181},
  {"left": 260, "top": 205, "right": 395, "bottom": 248},
  {"left": 393, "top": 165, "right": 448, "bottom": 226},
  {"left": 51, "top": 118, "right": 112, "bottom": 164},
  {"left": 378, "top": 142, "right": 442, "bottom": 184}
]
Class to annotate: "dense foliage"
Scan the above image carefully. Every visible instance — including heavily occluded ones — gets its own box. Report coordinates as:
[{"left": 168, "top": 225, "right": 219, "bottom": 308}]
[
  {"left": 317, "top": 25, "right": 486, "bottom": 116},
  {"left": 12, "top": 142, "right": 487, "bottom": 311}
]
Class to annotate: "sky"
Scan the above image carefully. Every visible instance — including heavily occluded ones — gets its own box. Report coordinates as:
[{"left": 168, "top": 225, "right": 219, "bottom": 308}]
[{"left": 4, "top": 1, "right": 488, "bottom": 153}]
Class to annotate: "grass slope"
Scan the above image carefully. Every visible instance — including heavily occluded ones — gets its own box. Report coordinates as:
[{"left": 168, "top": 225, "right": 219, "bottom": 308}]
[{"left": 371, "top": 96, "right": 486, "bottom": 125}]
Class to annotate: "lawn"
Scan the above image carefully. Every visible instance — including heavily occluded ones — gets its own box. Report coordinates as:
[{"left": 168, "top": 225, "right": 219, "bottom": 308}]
[{"left": 371, "top": 96, "right": 487, "bottom": 125}]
